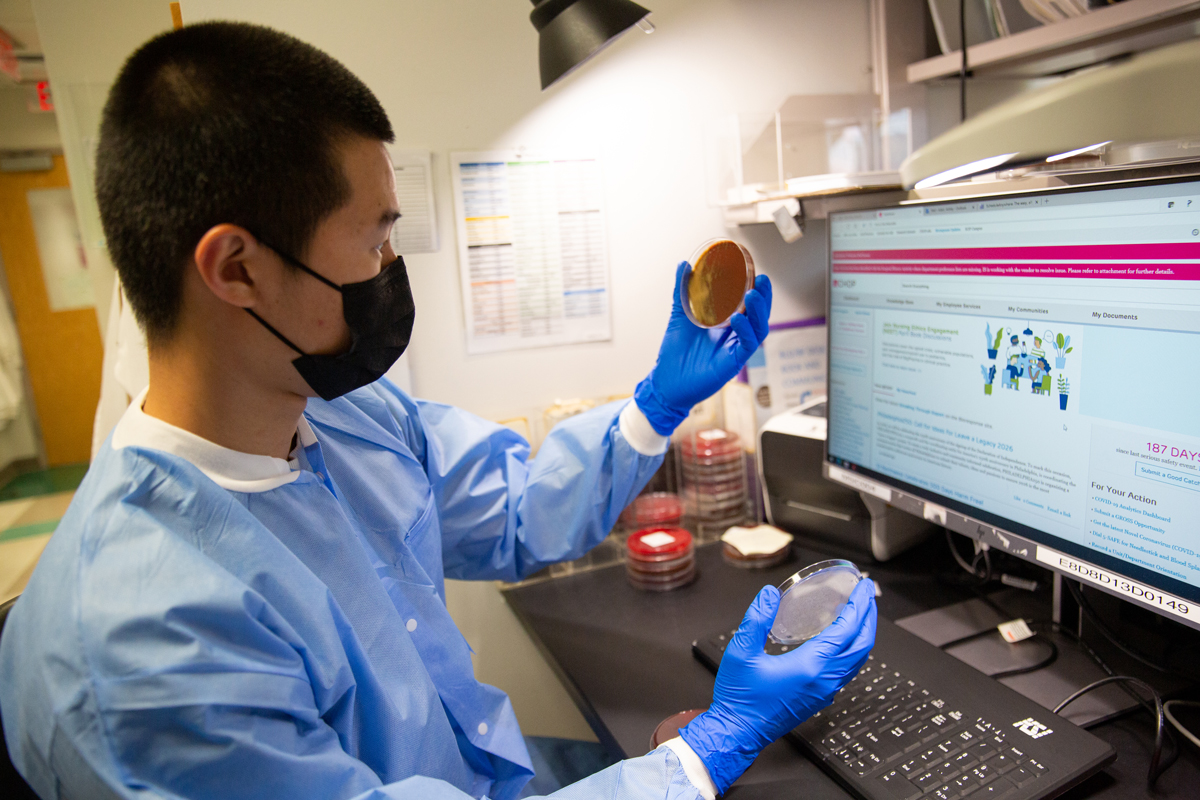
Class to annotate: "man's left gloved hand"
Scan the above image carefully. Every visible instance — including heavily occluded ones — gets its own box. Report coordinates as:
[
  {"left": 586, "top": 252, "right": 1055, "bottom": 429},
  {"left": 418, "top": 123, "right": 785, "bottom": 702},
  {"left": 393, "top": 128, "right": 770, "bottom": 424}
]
[
  {"left": 634, "top": 261, "right": 772, "bottom": 436},
  {"left": 680, "top": 580, "right": 877, "bottom": 794}
]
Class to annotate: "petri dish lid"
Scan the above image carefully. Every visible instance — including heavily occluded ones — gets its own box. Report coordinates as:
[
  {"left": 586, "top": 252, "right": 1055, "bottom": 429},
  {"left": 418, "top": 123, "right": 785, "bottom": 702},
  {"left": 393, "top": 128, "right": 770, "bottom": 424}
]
[
  {"left": 683, "top": 239, "right": 755, "bottom": 329},
  {"left": 679, "top": 429, "right": 742, "bottom": 459},
  {"left": 769, "top": 559, "right": 863, "bottom": 646},
  {"left": 631, "top": 492, "right": 684, "bottom": 524},
  {"left": 627, "top": 527, "right": 693, "bottom": 559}
]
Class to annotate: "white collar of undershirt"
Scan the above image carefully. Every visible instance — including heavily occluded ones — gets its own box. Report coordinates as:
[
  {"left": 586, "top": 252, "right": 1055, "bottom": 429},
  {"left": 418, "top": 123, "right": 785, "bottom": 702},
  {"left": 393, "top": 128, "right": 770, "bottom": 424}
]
[{"left": 111, "top": 387, "right": 316, "bottom": 493}]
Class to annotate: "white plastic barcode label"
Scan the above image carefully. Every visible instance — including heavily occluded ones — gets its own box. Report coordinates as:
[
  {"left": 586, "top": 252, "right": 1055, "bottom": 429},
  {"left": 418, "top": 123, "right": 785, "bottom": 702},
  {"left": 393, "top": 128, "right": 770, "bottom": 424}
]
[
  {"left": 998, "top": 619, "right": 1033, "bottom": 643},
  {"left": 641, "top": 532, "right": 677, "bottom": 548}
]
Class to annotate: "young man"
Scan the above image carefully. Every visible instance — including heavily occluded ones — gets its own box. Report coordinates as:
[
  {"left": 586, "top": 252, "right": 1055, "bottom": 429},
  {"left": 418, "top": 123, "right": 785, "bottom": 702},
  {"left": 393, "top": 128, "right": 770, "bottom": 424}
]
[{"left": 0, "top": 22, "right": 876, "bottom": 800}]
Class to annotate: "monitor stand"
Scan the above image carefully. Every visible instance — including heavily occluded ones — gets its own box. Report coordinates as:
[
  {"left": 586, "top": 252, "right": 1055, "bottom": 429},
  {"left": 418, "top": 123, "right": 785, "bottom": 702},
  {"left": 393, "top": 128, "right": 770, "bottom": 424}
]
[{"left": 894, "top": 577, "right": 1187, "bottom": 728}]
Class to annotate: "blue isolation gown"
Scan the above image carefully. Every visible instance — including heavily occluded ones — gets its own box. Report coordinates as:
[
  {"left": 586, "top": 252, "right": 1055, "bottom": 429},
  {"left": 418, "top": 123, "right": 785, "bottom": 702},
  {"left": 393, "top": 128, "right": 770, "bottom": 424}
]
[{"left": 0, "top": 380, "right": 712, "bottom": 800}]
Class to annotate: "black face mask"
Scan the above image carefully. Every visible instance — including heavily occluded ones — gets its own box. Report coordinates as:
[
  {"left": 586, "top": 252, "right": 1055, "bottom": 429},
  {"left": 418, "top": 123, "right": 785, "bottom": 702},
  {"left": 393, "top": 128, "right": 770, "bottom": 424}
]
[{"left": 246, "top": 242, "right": 415, "bottom": 401}]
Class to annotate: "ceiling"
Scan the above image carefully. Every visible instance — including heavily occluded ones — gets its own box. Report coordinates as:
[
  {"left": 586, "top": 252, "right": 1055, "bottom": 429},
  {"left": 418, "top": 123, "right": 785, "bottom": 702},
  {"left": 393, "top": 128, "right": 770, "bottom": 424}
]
[{"left": 0, "top": 0, "right": 39, "bottom": 56}]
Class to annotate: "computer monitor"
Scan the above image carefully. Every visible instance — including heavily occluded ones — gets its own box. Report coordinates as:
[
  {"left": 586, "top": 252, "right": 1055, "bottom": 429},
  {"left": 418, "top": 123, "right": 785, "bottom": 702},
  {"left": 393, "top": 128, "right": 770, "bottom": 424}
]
[{"left": 824, "top": 177, "right": 1200, "bottom": 633}]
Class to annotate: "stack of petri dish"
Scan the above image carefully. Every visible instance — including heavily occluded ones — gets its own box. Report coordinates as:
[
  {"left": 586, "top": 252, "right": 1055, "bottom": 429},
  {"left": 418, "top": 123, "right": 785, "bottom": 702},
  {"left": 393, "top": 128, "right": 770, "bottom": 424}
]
[
  {"left": 620, "top": 492, "right": 684, "bottom": 530},
  {"left": 625, "top": 527, "right": 696, "bottom": 591},
  {"left": 678, "top": 428, "right": 748, "bottom": 540}
]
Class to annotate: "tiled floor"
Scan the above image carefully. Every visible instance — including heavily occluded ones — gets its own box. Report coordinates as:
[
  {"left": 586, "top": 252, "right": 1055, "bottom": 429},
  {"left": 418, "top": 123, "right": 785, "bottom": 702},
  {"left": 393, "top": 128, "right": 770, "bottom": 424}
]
[
  {"left": 0, "top": 465, "right": 85, "bottom": 603},
  {"left": 0, "top": 463, "right": 88, "bottom": 502}
]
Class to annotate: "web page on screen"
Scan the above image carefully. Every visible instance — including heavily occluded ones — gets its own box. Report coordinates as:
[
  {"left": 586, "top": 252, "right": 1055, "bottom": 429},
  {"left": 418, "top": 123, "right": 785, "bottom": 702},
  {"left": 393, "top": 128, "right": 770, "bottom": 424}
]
[{"left": 827, "top": 184, "right": 1200, "bottom": 594}]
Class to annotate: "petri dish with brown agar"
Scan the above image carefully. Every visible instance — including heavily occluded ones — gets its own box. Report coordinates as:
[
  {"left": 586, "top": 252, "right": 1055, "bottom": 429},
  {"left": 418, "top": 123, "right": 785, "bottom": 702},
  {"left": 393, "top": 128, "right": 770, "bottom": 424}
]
[
  {"left": 769, "top": 559, "right": 862, "bottom": 647},
  {"left": 683, "top": 239, "right": 755, "bottom": 328}
]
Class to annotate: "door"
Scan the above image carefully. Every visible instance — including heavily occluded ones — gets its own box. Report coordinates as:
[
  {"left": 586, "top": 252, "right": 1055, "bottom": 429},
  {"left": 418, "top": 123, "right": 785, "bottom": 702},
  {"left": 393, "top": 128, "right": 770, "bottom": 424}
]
[{"left": 0, "top": 156, "right": 102, "bottom": 465}]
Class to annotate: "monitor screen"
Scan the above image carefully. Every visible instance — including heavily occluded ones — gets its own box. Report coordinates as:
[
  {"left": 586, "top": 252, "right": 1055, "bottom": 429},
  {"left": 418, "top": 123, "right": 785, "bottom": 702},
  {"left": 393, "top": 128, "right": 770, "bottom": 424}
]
[{"left": 825, "top": 178, "right": 1200, "bottom": 629}]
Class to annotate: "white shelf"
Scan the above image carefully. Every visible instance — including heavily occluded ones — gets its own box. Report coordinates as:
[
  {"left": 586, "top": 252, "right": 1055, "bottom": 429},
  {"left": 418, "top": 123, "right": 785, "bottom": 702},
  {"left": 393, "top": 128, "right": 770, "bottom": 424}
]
[
  {"left": 907, "top": 0, "right": 1200, "bottom": 82},
  {"left": 721, "top": 184, "right": 905, "bottom": 226}
]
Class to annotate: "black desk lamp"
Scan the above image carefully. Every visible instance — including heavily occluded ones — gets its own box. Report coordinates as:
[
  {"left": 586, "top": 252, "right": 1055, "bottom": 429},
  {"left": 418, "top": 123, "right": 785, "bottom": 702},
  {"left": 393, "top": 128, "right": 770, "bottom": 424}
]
[{"left": 530, "top": 0, "right": 652, "bottom": 89}]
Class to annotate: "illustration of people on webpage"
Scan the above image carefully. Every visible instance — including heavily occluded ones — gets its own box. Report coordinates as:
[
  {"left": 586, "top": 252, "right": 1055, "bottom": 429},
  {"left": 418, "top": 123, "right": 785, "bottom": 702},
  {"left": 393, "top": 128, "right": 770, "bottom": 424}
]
[{"left": 982, "top": 322, "right": 1074, "bottom": 406}]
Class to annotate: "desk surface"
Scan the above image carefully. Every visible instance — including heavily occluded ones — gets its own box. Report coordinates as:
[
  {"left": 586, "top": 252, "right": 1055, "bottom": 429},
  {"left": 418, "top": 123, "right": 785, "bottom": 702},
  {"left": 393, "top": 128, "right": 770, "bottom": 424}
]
[{"left": 501, "top": 537, "right": 1200, "bottom": 798}]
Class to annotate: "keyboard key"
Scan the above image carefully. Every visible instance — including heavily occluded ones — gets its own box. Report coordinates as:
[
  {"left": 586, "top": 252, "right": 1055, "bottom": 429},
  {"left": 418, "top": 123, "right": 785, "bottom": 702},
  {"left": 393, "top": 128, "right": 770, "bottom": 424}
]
[
  {"left": 990, "top": 752, "right": 1016, "bottom": 774},
  {"left": 933, "top": 761, "right": 958, "bottom": 781},
  {"left": 912, "top": 770, "right": 941, "bottom": 792},
  {"left": 880, "top": 770, "right": 921, "bottom": 800},
  {"left": 972, "top": 777, "right": 1016, "bottom": 798},
  {"left": 968, "top": 742, "right": 994, "bottom": 760},
  {"left": 844, "top": 718, "right": 867, "bottom": 737},
  {"left": 1005, "top": 745, "right": 1026, "bottom": 762},
  {"left": 931, "top": 788, "right": 955, "bottom": 800},
  {"left": 952, "top": 774, "right": 979, "bottom": 796},
  {"left": 900, "top": 757, "right": 922, "bottom": 776},
  {"left": 863, "top": 751, "right": 886, "bottom": 771},
  {"left": 1025, "top": 758, "right": 1047, "bottom": 775},
  {"left": 865, "top": 730, "right": 904, "bottom": 760},
  {"left": 1008, "top": 767, "right": 1036, "bottom": 786},
  {"left": 951, "top": 750, "right": 977, "bottom": 771},
  {"left": 971, "top": 764, "right": 996, "bottom": 785},
  {"left": 929, "top": 713, "right": 954, "bottom": 729},
  {"left": 955, "top": 729, "right": 976, "bottom": 745},
  {"left": 935, "top": 739, "right": 959, "bottom": 756}
]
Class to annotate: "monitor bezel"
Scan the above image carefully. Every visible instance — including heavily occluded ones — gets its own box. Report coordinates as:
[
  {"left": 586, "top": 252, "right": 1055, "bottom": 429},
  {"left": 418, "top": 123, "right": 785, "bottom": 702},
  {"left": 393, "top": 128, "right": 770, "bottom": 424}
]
[{"left": 823, "top": 173, "right": 1200, "bottom": 631}]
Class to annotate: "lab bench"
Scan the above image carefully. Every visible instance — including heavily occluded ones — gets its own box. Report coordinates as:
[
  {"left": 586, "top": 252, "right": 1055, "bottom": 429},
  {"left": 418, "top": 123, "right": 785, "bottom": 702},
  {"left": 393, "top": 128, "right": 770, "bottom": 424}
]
[{"left": 501, "top": 537, "right": 1200, "bottom": 798}]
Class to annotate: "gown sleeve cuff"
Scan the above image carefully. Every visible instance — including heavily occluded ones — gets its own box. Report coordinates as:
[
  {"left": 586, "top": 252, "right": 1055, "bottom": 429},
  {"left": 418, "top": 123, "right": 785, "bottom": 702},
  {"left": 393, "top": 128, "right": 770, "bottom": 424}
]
[
  {"left": 619, "top": 400, "right": 671, "bottom": 457},
  {"left": 664, "top": 737, "right": 718, "bottom": 799}
]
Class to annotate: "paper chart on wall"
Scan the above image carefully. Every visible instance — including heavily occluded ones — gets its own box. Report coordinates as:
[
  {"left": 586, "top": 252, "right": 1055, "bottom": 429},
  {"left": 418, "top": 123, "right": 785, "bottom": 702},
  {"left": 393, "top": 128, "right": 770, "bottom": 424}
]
[
  {"left": 451, "top": 151, "right": 612, "bottom": 354},
  {"left": 388, "top": 149, "right": 438, "bottom": 255}
]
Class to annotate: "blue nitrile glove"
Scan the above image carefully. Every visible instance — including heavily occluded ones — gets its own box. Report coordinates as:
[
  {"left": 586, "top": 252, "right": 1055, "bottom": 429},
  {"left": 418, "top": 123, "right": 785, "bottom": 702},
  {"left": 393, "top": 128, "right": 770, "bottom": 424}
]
[
  {"left": 634, "top": 261, "right": 772, "bottom": 436},
  {"left": 680, "top": 579, "right": 877, "bottom": 794}
]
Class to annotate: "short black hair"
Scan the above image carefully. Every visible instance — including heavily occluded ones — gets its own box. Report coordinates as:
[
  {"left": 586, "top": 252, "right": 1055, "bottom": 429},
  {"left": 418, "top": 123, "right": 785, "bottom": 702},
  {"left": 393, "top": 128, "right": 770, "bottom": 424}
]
[{"left": 96, "top": 21, "right": 394, "bottom": 342}]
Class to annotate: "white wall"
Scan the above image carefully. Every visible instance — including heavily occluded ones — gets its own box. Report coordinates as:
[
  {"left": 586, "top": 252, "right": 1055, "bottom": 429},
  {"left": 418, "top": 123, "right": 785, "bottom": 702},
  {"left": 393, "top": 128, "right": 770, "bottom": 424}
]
[
  {"left": 0, "top": 84, "right": 60, "bottom": 151},
  {"left": 186, "top": 0, "right": 870, "bottom": 421},
  {"left": 28, "top": 0, "right": 175, "bottom": 336}
]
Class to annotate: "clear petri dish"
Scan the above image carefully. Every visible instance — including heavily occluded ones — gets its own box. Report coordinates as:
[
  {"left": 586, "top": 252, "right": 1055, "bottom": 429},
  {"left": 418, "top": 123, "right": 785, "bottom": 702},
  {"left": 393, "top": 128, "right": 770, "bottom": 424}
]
[
  {"left": 768, "top": 559, "right": 863, "bottom": 646},
  {"left": 682, "top": 239, "right": 755, "bottom": 328},
  {"left": 679, "top": 429, "right": 742, "bottom": 459},
  {"left": 629, "top": 493, "right": 684, "bottom": 526}
]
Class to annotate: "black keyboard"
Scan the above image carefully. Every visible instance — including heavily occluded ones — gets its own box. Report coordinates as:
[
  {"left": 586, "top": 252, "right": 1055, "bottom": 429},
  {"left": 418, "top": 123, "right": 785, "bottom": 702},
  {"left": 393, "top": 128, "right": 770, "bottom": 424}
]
[{"left": 692, "top": 617, "right": 1115, "bottom": 800}]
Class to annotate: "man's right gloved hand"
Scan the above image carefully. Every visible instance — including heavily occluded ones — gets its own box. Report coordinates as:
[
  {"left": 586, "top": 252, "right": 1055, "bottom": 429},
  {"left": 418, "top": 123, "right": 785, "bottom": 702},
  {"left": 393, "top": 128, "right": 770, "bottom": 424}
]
[{"left": 680, "top": 579, "right": 877, "bottom": 794}]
